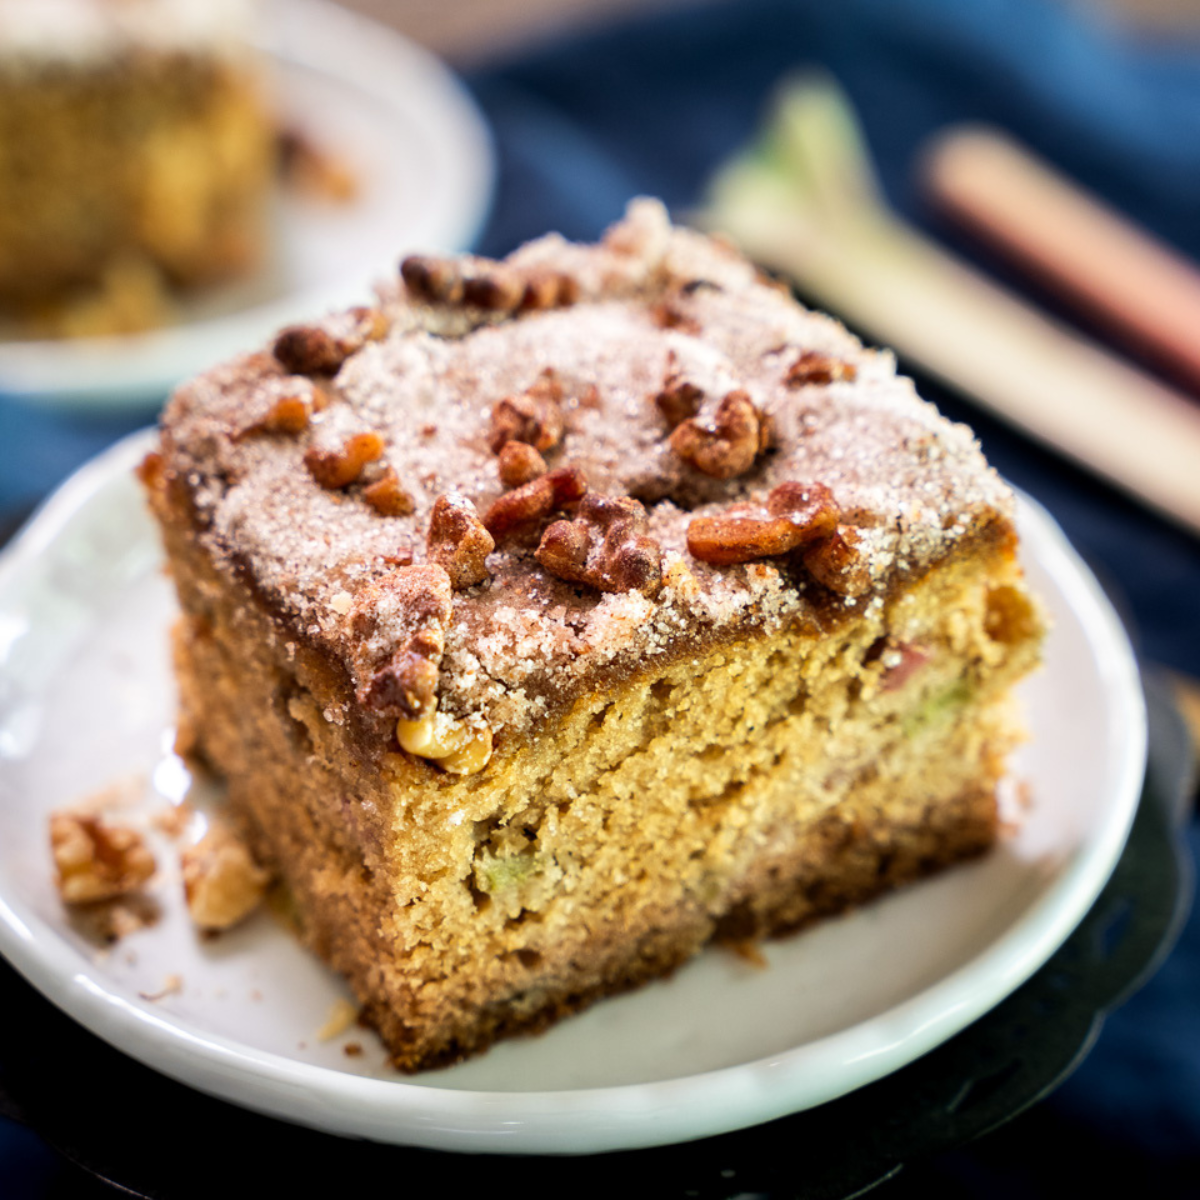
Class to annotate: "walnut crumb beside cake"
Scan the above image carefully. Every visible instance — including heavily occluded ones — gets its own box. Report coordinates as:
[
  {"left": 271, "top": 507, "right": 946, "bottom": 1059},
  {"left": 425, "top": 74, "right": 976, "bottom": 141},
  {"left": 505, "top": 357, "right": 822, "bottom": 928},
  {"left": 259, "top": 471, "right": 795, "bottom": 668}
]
[{"left": 141, "top": 200, "right": 1044, "bottom": 1072}]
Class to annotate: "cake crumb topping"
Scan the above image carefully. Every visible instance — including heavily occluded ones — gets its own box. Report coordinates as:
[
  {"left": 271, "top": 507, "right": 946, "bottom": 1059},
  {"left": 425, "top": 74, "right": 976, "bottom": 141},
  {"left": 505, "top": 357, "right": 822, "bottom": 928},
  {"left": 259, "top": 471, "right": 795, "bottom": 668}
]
[{"left": 156, "top": 199, "right": 1014, "bottom": 739}]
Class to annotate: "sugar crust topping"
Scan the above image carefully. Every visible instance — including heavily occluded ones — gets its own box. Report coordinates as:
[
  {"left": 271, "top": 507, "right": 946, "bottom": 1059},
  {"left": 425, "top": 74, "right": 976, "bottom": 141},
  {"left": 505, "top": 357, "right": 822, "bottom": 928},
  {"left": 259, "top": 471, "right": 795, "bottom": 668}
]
[{"left": 157, "top": 200, "right": 1014, "bottom": 739}]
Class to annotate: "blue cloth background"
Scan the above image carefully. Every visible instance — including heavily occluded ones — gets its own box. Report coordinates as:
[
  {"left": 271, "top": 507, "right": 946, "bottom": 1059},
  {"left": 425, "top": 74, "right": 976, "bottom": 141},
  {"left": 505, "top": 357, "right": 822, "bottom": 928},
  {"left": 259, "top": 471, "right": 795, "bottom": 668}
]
[{"left": 2, "top": 0, "right": 1199, "bottom": 1193}]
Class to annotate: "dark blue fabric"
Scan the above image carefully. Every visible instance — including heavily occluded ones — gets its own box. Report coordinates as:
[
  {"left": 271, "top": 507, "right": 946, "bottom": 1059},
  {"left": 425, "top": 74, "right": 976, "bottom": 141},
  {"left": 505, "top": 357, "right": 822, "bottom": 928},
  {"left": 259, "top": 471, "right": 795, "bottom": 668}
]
[
  {"left": 469, "top": 0, "right": 1200, "bottom": 258},
  {"left": 2, "top": 0, "right": 1199, "bottom": 1193}
]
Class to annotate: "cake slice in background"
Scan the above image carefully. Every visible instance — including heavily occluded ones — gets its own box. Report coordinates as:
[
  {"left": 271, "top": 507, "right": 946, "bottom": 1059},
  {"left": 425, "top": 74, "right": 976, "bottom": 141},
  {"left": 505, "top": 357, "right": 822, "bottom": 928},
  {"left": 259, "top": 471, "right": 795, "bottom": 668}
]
[{"left": 0, "top": 0, "right": 273, "bottom": 337}]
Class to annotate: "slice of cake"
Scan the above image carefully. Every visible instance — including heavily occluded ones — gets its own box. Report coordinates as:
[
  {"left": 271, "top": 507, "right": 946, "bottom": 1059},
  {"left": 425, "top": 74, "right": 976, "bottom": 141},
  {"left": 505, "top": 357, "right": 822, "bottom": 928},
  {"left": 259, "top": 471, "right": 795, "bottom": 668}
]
[
  {"left": 0, "top": 0, "right": 273, "bottom": 336},
  {"left": 142, "top": 200, "right": 1043, "bottom": 1072}
]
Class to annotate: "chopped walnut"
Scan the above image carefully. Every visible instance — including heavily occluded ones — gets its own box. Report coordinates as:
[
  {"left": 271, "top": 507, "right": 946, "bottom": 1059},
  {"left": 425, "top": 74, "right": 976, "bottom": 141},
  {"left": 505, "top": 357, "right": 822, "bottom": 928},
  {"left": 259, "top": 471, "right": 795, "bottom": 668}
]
[
  {"left": 803, "top": 526, "right": 872, "bottom": 596},
  {"left": 462, "top": 263, "right": 525, "bottom": 311},
  {"left": 181, "top": 823, "right": 270, "bottom": 932},
  {"left": 51, "top": 812, "right": 155, "bottom": 905},
  {"left": 536, "top": 493, "right": 662, "bottom": 596},
  {"left": 654, "top": 377, "right": 704, "bottom": 429},
  {"left": 305, "top": 431, "right": 385, "bottom": 489},
  {"left": 784, "top": 350, "right": 857, "bottom": 388},
  {"left": 379, "top": 548, "right": 415, "bottom": 568},
  {"left": 135, "top": 450, "right": 164, "bottom": 489},
  {"left": 497, "top": 441, "right": 547, "bottom": 488},
  {"left": 488, "top": 371, "right": 565, "bottom": 454},
  {"left": 362, "top": 466, "right": 415, "bottom": 516},
  {"left": 669, "top": 390, "right": 770, "bottom": 479},
  {"left": 767, "top": 481, "right": 841, "bottom": 525},
  {"left": 396, "top": 711, "right": 493, "bottom": 774},
  {"left": 401, "top": 254, "right": 526, "bottom": 312},
  {"left": 349, "top": 564, "right": 453, "bottom": 719},
  {"left": 427, "top": 493, "right": 495, "bottom": 589},
  {"left": 482, "top": 465, "right": 587, "bottom": 539},
  {"left": 400, "top": 254, "right": 463, "bottom": 303},
  {"left": 686, "top": 482, "right": 840, "bottom": 566},
  {"left": 273, "top": 307, "right": 388, "bottom": 376},
  {"left": 650, "top": 299, "right": 701, "bottom": 334},
  {"left": 254, "top": 394, "right": 311, "bottom": 435},
  {"left": 521, "top": 269, "right": 579, "bottom": 311},
  {"left": 652, "top": 351, "right": 703, "bottom": 429},
  {"left": 233, "top": 376, "right": 321, "bottom": 440}
]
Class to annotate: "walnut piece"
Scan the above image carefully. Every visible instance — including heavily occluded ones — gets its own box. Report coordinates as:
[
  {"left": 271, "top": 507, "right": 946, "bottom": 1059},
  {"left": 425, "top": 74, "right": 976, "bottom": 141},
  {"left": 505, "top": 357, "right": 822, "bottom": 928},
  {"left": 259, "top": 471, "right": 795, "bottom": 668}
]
[
  {"left": 427, "top": 493, "right": 495, "bottom": 589},
  {"left": 402, "top": 254, "right": 525, "bottom": 312},
  {"left": 135, "top": 450, "right": 163, "bottom": 489},
  {"left": 181, "top": 823, "right": 270, "bottom": 932},
  {"left": 488, "top": 370, "right": 564, "bottom": 454},
  {"left": 396, "top": 712, "right": 493, "bottom": 775},
  {"left": 497, "top": 441, "right": 547, "bottom": 488},
  {"left": 462, "top": 264, "right": 525, "bottom": 311},
  {"left": 520, "top": 268, "right": 579, "bottom": 311},
  {"left": 803, "top": 526, "right": 872, "bottom": 596},
  {"left": 234, "top": 378, "right": 320, "bottom": 440},
  {"left": 785, "top": 350, "right": 857, "bottom": 388},
  {"left": 686, "top": 482, "right": 839, "bottom": 566},
  {"left": 243, "top": 392, "right": 311, "bottom": 437},
  {"left": 400, "top": 254, "right": 463, "bottom": 303},
  {"left": 669, "top": 390, "right": 770, "bottom": 479},
  {"left": 273, "top": 307, "right": 388, "bottom": 376},
  {"left": 654, "top": 377, "right": 704, "bottom": 429},
  {"left": 536, "top": 493, "right": 662, "bottom": 595},
  {"left": 349, "top": 564, "right": 453, "bottom": 719},
  {"left": 305, "top": 432, "right": 385, "bottom": 489},
  {"left": 402, "top": 254, "right": 579, "bottom": 314},
  {"left": 362, "top": 466, "right": 415, "bottom": 516},
  {"left": 650, "top": 298, "right": 701, "bottom": 334},
  {"left": 51, "top": 812, "right": 155, "bottom": 905},
  {"left": 483, "top": 465, "right": 587, "bottom": 539}
]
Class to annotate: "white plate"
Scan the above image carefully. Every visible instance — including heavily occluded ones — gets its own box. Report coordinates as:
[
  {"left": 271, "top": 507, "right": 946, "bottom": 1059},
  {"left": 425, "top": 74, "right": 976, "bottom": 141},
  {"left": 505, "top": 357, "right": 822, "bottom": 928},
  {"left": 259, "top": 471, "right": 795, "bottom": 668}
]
[
  {"left": 0, "top": 432, "right": 1145, "bottom": 1155},
  {"left": 0, "top": 0, "right": 493, "bottom": 409}
]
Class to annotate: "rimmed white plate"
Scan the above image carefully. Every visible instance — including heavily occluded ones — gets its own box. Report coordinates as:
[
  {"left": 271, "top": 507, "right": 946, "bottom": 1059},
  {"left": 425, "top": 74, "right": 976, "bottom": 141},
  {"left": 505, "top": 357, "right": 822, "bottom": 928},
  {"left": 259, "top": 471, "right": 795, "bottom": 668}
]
[
  {"left": 0, "top": 0, "right": 493, "bottom": 409},
  {"left": 0, "top": 432, "right": 1145, "bottom": 1155}
]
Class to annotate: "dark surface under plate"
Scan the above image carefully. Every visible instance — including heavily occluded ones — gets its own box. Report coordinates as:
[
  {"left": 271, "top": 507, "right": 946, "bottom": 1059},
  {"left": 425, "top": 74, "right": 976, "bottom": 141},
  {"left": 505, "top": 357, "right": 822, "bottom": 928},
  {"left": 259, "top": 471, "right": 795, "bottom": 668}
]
[{"left": 0, "top": 671, "right": 1189, "bottom": 1200}]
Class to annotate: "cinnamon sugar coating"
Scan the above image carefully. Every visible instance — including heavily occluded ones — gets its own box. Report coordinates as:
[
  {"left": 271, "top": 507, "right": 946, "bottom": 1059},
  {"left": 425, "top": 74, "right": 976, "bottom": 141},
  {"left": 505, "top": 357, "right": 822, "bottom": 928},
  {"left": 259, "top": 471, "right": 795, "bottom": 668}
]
[{"left": 154, "top": 200, "right": 1015, "bottom": 741}]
